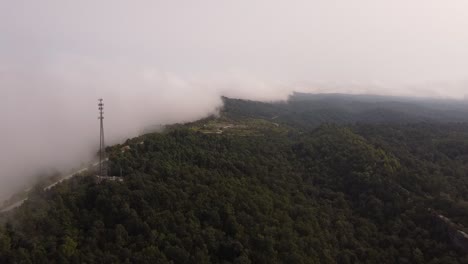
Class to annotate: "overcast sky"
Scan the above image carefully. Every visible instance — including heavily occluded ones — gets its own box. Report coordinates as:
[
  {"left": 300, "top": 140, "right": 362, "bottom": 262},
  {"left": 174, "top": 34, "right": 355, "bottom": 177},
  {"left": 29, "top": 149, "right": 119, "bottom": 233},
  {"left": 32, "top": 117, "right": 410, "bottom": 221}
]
[
  {"left": 1, "top": 0, "right": 468, "bottom": 199},
  {"left": 2, "top": 0, "right": 468, "bottom": 93}
]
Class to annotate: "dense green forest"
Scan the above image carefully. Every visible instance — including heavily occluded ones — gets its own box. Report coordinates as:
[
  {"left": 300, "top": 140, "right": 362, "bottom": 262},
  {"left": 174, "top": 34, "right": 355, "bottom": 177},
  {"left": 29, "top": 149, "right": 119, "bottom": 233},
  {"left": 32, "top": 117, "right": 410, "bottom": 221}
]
[{"left": 1, "top": 95, "right": 468, "bottom": 263}]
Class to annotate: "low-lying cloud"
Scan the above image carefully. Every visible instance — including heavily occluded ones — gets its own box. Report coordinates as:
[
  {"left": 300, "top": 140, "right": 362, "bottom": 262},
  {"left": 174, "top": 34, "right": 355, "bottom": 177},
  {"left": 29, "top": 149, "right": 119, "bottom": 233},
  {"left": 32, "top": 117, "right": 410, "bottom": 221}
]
[{"left": 0, "top": 56, "right": 294, "bottom": 200}]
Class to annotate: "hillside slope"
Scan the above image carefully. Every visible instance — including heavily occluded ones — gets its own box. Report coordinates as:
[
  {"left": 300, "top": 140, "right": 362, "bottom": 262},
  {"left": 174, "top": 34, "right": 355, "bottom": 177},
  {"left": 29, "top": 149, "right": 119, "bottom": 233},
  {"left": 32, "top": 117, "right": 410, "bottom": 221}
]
[{"left": 1, "top": 95, "right": 468, "bottom": 263}]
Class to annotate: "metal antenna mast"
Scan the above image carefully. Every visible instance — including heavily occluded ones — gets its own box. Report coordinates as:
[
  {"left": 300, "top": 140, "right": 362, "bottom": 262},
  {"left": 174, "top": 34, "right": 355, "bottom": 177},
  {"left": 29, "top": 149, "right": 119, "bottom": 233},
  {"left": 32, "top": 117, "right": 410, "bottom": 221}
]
[{"left": 98, "top": 99, "right": 107, "bottom": 176}]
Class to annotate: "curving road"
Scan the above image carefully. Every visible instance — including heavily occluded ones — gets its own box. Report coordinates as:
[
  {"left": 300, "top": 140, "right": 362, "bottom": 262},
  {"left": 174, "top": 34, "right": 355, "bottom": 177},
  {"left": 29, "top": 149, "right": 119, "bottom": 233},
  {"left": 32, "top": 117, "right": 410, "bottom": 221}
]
[{"left": 0, "top": 160, "right": 105, "bottom": 213}]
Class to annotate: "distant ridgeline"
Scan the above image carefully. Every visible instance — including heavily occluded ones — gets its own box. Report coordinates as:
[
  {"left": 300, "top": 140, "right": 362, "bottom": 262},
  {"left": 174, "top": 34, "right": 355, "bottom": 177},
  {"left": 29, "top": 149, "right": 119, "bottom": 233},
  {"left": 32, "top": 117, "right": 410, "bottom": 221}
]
[
  {"left": 222, "top": 93, "right": 468, "bottom": 128},
  {"left": 1, "top": 93, "right": 468, "bottom": 263}
]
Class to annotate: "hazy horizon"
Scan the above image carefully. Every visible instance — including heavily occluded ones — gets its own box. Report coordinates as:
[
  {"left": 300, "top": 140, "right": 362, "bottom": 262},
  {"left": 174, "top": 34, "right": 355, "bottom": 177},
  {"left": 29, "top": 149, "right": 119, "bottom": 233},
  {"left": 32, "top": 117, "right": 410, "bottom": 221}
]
[{"left": 1, "top": 0, "right": 468, "bottom": 199}]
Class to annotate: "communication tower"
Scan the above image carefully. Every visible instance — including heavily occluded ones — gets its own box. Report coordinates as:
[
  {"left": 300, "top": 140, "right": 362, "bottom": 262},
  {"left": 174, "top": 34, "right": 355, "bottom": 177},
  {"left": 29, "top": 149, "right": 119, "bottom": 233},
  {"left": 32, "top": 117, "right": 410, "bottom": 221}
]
[{"left": 98, "top": 99, "right": 107, "bottom": 176}]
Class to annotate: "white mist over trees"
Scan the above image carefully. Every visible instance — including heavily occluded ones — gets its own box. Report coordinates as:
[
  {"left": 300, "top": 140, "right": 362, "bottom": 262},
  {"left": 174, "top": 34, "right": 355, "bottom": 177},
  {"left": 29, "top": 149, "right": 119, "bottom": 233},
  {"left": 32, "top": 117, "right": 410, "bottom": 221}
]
[
  {"left": 0, "top": 61, "right": 290, "bottom": 199},
  {"left": 1, "top": 0, "right": 468, "bottom": 198}
]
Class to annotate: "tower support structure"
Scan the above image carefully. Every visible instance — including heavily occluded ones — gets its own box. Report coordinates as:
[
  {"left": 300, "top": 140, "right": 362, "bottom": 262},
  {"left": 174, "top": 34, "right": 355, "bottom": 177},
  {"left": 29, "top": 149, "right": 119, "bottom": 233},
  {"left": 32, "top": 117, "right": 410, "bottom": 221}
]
[{"left": 98, "top": 99, "right": 107, "bottom": 176}]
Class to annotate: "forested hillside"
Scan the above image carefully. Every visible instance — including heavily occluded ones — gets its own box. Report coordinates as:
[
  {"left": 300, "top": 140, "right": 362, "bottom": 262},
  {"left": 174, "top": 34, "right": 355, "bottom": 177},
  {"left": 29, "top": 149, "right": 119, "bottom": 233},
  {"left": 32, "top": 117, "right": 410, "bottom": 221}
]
[
  {"left": 223, "top": 93, "right": 468, "bottom": 129},
  {"left": 1, "top": 95, "right": 468, "bottom": 263}
]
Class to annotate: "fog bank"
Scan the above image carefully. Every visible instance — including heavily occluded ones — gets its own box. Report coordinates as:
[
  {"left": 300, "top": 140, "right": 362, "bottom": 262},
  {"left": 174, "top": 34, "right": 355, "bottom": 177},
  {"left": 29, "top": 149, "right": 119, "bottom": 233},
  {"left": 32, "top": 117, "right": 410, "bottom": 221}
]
[{"left": 0, "top": 59, "right": 292, "bottom": 200}]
